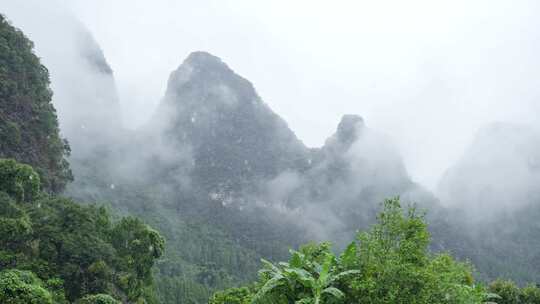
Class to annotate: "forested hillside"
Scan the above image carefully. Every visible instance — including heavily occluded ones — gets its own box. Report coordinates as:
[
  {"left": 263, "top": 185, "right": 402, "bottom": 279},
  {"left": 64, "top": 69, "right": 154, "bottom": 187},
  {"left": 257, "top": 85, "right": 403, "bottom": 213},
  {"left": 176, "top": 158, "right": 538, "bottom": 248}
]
[
  {"left": 0, "top": 15, "right": 71, "bottom": 193},
  {"left": 59, "top": 36, "right": 540, "bottom": 302}
]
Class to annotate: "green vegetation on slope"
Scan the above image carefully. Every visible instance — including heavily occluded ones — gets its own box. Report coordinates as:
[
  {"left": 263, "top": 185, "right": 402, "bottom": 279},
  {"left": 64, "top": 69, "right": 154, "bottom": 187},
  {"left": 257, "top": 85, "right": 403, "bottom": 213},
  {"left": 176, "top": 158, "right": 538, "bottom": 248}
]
[
  {"left": 0, "top": 269, "right": 54, "bottom": 304},
  {"left": 67, "top": 167, "right": 304, "bottom": 304},
  {"left": 0, "top": 158, "right": 164, "bottom": 303},
  {"left": 0, "top": 14, "right": 72, "bottom": 193},
  {"left": 488, "top": 280, "right": 540, "bottom": 304},
  {"left": 210, "top": 198, "right": 540, "bottom": 304}
]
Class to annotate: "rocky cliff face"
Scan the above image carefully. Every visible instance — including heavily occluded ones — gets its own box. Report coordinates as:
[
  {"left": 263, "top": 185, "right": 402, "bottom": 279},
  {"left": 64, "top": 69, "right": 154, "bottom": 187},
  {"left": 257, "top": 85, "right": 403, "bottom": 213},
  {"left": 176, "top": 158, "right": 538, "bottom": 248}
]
[
  {"left": 147, "top": 52, "right": 419, "bottom": 211},
  {"left": 120, "top": 51, "right": 431, "bottom": 248},
  {"left": 152, "top": 51, "right": 310, "bottom": 195}
]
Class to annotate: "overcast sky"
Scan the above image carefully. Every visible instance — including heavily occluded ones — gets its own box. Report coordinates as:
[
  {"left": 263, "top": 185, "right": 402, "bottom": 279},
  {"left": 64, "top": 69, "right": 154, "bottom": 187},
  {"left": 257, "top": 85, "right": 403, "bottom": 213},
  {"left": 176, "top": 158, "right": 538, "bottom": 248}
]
[{"left": 3, "top": 0, "right": 540, "bottom": 190}]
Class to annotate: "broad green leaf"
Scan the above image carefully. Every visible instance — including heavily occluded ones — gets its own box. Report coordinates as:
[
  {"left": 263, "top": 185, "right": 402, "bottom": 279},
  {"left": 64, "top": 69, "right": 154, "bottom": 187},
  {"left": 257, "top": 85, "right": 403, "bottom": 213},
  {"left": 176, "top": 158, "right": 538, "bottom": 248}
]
[
  {"left": 289, "top": 250, "right": 304, "bottom": 268},
  {"left": 484, "top": 292, "right": 502, "bottom": 299},
  {"left": 339, "top": 241, "right": 357, "bottom": 268},
  {"left": 322, "top": 287, "right": 344, "bottom": 299},
  {"left": 260, "top": 259, "right": 280, "bottom": 274},
  {"left": 285, "top": 268, "right": 315, "bottom": 288},
  {"left": 318, "top": 254, "right": 334, "bottom": 286},
  {"left": 251, "top": 274, "right": 285, "bottom": 304},
  {"left": 295, "top": 298, "right": 314, "bottom": 304},
  {"left": 329, "top": 270, "right": 361, "bottom": 284}
]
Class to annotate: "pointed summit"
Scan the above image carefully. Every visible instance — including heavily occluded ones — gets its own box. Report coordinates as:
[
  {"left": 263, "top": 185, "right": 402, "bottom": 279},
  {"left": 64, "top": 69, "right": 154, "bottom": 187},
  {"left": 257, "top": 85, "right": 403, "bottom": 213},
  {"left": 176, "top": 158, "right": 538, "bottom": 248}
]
[
  {"left": 184, "top": 51, "right": 228, "bottom": 68},
  {"left": 164, "top": 51, "right": 256, "bottom": 107},
  {"left": 319, "top": 114, "right": 365, "bottom": 156},
  {"left": 78, "top": 28, "right": 114, "bottom": 75},
  {"left": 336, "top": 114, "right": 364, "bottom": 144},
  {"left": 154, "top": 52, "right": 310, "bottom": 194},
  {"left": 167, "top": 52, "right": 231, "bottom": 89}
]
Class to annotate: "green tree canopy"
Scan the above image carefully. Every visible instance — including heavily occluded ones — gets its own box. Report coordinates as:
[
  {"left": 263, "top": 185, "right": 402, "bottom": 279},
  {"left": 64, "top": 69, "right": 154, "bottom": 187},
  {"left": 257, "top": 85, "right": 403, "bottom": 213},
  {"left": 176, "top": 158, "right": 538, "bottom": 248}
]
[
  {"left": 488, "top": 280, "right": 540, "bottom": 304},
  {"left": 0, "top": 269, "right": 53, "bottom": 304},
  {"left": 75, "top": 294, "right": 121, "bottom": 304},
  {"left": 0, "top": 159, "right": 164, "bottom": 303},
  {"left": 211, "top": 198, "right": 491, "bottom": 304},
  {"left": 0, "top": 159, "right": 39, "bottom": 202},
  {"left": 111, "top": 216, "right": 165, "bottom": 302}
]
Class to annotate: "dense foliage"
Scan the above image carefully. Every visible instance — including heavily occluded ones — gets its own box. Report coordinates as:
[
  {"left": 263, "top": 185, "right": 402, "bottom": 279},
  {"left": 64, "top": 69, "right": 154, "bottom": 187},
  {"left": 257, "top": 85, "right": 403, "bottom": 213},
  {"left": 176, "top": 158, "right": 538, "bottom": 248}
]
[
  {"left": 0, "top": 158, "right": 164, "bottom": 303},
  {"left": 0, "top": 14, "right": 72, "bottom": 193},
  {"left": 0, "top": 269, "right": 53, "bottom": 304},
  {"left": 67, "top": 171, "right": 303, "bottom": 304},
  {"left": 74, "top": 294, "right": 120, "bottom": 304},
  {"left": 210, "top": 198, "right": 495, "bottom": 304},
  {"left": 488, "top": 280, "right": 540, "bottom": 304}
]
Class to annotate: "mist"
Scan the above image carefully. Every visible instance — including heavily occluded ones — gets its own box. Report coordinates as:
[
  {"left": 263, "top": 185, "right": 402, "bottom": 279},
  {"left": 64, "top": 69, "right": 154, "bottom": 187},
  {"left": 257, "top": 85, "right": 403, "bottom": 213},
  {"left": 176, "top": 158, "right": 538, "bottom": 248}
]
[
  {"left": 4, "top": 0, "right": 540, "bottom": 192},
  {"left": 3, "top": 0, "right": 540, "bottom": 229},
  {"left": 438, "top": 122, "right": 540, "bottom": 220}
]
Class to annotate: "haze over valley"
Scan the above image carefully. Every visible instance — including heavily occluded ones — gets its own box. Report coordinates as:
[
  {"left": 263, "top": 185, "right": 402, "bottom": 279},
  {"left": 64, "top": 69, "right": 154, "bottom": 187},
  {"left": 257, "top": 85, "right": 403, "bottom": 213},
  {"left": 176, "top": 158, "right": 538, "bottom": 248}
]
[{"left": 1, "top": 1, "right": 540, "bottom": 303}]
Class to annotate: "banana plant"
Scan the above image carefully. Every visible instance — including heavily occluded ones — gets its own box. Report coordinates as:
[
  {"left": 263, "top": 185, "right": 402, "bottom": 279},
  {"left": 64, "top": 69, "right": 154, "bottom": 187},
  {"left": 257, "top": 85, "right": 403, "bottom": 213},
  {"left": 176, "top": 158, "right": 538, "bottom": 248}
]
[{"left": 251, "top": 249, "right": 360, "bottom": 304}]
